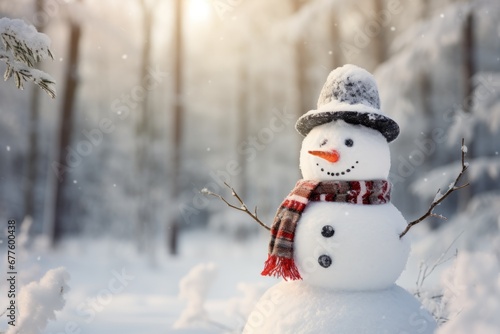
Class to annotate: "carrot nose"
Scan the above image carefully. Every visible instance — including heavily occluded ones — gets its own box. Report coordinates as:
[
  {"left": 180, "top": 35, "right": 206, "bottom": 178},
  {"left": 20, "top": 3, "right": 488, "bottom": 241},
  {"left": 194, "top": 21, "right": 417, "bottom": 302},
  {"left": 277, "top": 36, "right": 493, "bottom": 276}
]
[{"left": 308, "top": 150, "right": 340, "bottom": 163}]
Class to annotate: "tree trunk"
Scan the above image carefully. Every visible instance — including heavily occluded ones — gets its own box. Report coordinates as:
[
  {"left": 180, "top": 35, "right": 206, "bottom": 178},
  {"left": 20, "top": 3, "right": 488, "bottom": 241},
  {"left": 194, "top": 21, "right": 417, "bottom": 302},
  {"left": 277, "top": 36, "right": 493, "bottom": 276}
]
[
  {"left": 168, "top": 0, "right": 184, "bottom": 255},
  {"left": 459, "top": 10, "right": 475, "bottom": 210},
  {"left": 329, "top": 10, "right": 341, "bottom": 70},
  {"left": 136, "top": 0, "right": 154, "bottom": 254},
  {"left": 293, "top": 0, "right": 308, "bottom": 180},
  {"left": 462, "top": 13, "right": 475, "bottom": 114},
  {"left": 418, "top": 0, "right": 436, "bottom": 227},
  {"left": 24, "top": 0, "right": 45, "bottom": 226},
  {"left": 294, "top": 36, "right": 307, "bottom": 118},
  {"left": 372, "top": 0, "right": 387, "bottom": 64},
  {"left": 236, "top": 55, "right": 248, "bottom": 200},
  {"left": 51, "top": 1, "right": 82, "bottom": 246}
]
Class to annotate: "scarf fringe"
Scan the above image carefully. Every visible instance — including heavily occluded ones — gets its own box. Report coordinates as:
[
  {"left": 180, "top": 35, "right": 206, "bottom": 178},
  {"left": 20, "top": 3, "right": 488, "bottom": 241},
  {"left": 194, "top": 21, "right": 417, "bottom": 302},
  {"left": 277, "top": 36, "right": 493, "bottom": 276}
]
[{"left": 261, "top": 254, "right": 302, "bottom": 281}]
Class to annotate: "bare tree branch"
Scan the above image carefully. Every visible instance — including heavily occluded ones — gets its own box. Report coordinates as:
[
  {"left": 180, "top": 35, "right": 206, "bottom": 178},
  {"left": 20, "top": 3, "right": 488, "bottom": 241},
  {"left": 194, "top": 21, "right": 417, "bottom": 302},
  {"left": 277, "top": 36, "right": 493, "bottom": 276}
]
[
  {"left": 415, "top": 231, "right": 462, "bottom": 297},
  {"left": 201, "top": 182, "right": 271, "bottom": 231},
  {"left": 400, "top": 138, "right": 469, "bottom": 238}
]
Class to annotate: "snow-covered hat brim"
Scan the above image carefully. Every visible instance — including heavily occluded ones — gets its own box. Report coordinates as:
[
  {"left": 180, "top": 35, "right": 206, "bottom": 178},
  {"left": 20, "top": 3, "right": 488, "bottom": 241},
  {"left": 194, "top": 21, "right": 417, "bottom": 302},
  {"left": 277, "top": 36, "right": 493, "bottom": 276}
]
[{"left": 296, "top": 107, "right": 399, "bottom": 142}]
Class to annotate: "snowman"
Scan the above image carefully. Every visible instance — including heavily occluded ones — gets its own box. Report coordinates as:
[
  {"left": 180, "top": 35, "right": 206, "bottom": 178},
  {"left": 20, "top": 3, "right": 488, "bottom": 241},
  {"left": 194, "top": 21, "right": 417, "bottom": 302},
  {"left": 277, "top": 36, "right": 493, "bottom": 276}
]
[{"left": 243, "top": 65, "right": 437, "bottom": 333}]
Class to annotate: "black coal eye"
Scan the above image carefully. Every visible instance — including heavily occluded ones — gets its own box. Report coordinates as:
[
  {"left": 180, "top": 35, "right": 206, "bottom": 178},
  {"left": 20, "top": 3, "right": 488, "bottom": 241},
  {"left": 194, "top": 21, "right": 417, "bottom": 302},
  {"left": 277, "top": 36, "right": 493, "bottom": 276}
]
[
  {"left": 320, "top": 139, "right": 328, "bottom": 147},
  {"left": 345, "top": 139, "right": 354, "bottom": 147}
]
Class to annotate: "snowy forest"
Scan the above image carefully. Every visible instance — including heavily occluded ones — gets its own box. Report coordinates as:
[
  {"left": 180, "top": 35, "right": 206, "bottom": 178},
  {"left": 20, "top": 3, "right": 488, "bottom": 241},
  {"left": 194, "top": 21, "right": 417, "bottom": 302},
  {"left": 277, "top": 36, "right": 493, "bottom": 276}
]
[{"left": 1, "top": 0, "right": 499, "bottom": 333}]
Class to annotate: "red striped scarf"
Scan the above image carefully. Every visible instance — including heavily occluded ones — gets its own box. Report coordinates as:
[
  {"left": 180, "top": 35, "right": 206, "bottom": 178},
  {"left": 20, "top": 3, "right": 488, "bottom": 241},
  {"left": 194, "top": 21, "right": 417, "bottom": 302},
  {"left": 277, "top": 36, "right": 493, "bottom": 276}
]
[{"left": 261, "top": 179, "right": 391, "bottom": 280}]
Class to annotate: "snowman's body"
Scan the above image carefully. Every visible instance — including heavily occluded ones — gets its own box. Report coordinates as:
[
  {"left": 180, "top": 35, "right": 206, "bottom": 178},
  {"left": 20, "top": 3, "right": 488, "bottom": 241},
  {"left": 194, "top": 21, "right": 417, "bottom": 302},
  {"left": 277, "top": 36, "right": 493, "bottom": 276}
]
[
  {"left": 243, "top": 65, "right": 437, "bottom": 333},
  {"left": 295, "top": 202, "right": 410, "bottom": 290}
]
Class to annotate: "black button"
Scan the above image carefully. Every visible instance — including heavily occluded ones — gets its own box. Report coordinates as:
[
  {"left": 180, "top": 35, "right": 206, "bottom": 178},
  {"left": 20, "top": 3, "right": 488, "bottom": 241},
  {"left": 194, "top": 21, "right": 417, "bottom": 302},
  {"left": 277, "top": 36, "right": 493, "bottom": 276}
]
[
  {"left": 318, "top": 255, "right": 332, "bottom": 268},
  {"left": 321, "top": 225, "right": 335, "bottom": 238}
]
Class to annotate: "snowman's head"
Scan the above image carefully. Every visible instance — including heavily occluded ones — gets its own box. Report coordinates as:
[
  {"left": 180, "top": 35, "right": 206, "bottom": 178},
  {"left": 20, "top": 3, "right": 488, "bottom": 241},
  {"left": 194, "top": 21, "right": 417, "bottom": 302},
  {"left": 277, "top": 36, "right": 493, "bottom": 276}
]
[{"left": 299, "top": 120, "right": 390, "bottom": 181}]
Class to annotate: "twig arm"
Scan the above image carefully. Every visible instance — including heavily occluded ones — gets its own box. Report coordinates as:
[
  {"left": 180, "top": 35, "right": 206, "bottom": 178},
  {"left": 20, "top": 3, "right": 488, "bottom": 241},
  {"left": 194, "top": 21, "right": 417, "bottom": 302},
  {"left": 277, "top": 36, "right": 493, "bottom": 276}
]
[
  {"left": 399, "top": 138, "right": 469, "bottom": 238},
  {"left": 201, "top": 183, "right": 271, "bottom": 231}
]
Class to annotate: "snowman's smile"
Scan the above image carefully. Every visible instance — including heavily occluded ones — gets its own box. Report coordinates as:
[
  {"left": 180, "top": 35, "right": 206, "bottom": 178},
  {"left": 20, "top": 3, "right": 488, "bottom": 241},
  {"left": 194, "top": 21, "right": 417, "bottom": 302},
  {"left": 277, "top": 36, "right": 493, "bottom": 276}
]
[
  {"left": 315, "top": 160, "right": 360, "bottom": 176},
  {"left": 308, "top": 148, "right": 360, "bottom": 176}
]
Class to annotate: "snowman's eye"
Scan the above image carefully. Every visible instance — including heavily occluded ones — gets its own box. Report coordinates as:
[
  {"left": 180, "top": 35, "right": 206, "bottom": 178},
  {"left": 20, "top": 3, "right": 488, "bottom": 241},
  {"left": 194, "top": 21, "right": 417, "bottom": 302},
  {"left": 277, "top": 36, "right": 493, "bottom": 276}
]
[
  {"left": 319, "top": 139, "right": 328, "bottom": 147},
  {"left": 345, "top": 139, "right": 354, "bottom": 147}
]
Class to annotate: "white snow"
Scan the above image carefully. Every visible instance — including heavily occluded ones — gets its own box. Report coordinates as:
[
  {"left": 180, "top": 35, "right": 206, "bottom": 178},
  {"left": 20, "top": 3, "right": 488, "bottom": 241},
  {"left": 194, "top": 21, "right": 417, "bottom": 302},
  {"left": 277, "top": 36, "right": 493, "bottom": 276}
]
[
  {"left": 174, "top": 263, "right": 218, "bottom": 329},
  {"left": 316, "top": 64, "right": 378, "bottom": 108},
  {"left": 0, "top": 233, "right": 273, "bottom": 334},
  {"left": 438, "top": 251, "right": 500, "bottom": 334},
  {"left": 433, "top": 190, "right": 443, "bottom": 203},
  {"left": 225, "top": 282, "right": 270, "bottom": 321},
  {"left": 7, "top": 267, "right": 70, "bottom": 334},
  {"left": 297, "top": 65, "right": 382, "bottom": 119},
  {"left": 244, "top": 281, "right": 436, "bottom": 333}
]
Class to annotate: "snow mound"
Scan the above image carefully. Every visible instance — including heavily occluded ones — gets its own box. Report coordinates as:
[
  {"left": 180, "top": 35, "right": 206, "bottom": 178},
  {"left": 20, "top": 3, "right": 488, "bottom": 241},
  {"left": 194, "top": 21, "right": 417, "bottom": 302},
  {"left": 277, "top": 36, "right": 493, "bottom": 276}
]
[
  {"left": 7, "top": 267, "right": 70, "bottom": 334},
  {"left": 438, "top": 251, "right": 500, "bottom": 334},
  {"left": 174, "top": 262, "right": 218, "bottom": 330},
  {"left": 244, "top": 281, "right": 436, "bottom": 334}
]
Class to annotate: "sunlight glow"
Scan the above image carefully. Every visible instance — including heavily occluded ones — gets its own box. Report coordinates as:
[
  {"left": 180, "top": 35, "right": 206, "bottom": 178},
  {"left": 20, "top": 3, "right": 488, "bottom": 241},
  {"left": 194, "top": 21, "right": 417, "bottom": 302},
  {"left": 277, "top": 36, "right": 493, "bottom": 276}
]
[{"left": 186, "top": 0, "right": 212, "bottom": 23}]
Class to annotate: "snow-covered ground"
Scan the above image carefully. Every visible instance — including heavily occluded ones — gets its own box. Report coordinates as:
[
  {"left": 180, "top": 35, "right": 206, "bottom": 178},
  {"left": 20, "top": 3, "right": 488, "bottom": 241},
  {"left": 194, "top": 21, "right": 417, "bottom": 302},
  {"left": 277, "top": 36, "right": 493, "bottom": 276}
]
[
  {"left": 1, "top": 230, "right": 273, "bottom": 334},
  {"left": 1, "top": 226, "right": 498, "bottom": 333}
]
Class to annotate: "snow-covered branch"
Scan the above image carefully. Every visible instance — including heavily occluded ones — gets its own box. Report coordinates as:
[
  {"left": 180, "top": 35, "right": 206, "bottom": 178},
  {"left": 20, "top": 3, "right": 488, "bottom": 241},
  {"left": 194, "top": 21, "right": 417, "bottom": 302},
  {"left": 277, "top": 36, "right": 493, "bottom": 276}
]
[
  {"left": 400, "top": 139, "right": 469, "bottom": 238},
  {"left": 201, "top": 183, "right": 270, "bottom": 231},
  {"left": 0, "top": 18, "right": 56, "bottom": 98}
]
